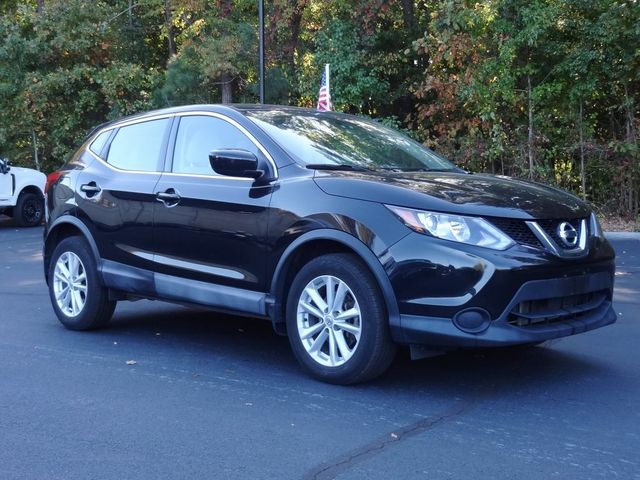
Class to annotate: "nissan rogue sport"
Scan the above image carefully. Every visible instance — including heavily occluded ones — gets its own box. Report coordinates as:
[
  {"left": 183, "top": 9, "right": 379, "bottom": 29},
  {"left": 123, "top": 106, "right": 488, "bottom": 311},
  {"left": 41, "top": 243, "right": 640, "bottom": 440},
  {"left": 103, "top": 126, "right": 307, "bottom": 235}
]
[{"left": 43, "top": 105, "right": 616, "bottom": 384}]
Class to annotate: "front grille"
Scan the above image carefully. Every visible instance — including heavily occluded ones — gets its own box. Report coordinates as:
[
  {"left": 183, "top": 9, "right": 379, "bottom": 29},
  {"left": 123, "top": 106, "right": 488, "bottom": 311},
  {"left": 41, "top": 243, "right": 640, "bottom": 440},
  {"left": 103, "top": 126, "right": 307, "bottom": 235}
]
[
  {"left": 488, "top": 218, "right": 542, "bottom": 249},
  {"left": 537, "top": 218, "right": 586, "bottom": 249},
  {"left": 508, "top": 290, "right": 608, "bottom": 328}
]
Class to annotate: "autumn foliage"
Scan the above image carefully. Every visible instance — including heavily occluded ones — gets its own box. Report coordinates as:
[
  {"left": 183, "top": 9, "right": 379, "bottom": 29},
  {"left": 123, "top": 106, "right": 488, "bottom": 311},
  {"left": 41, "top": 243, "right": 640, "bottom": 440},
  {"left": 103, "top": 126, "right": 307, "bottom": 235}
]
[{"left": 0, "top": 0, "right": 638, "bottom": 217}]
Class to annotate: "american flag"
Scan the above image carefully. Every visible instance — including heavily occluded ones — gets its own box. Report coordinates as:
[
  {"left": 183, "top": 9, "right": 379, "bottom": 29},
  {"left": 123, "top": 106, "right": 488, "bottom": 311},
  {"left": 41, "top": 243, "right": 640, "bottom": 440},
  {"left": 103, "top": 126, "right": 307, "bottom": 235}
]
[{"left": 317, "top": 65, "right": 333, "bottom": 111}]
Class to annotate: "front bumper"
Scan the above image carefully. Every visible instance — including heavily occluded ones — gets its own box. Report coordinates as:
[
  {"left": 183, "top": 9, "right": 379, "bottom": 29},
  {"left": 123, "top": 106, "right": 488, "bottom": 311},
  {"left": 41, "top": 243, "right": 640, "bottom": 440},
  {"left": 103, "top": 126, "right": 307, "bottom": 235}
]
[
  {"left": 386, "top": 232, "right": 616, "bottom": 347},
  {"left": 398, "top": 271, "right": 616, "bottom": 347}
]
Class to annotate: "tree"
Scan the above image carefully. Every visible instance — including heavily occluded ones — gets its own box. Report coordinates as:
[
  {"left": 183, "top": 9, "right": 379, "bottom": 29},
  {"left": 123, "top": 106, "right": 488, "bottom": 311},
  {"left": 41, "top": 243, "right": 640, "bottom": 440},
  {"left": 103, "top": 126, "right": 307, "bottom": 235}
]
[{"left": 0, "top": 0, "right": 636, "bottom": 218}]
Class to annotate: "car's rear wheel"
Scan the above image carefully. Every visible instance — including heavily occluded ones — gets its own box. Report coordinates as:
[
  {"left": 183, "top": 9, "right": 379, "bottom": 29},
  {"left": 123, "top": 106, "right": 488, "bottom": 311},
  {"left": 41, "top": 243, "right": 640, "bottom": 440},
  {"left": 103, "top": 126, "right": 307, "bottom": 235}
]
[
  {"left": 286, "top": 253, "right": 396, "bottom": 384},
  {"left": 48, "top": 236, "right": 116, "bottom": 330},
  {"left": 14, "top": 192, "right": 44, "bottom": 227}
]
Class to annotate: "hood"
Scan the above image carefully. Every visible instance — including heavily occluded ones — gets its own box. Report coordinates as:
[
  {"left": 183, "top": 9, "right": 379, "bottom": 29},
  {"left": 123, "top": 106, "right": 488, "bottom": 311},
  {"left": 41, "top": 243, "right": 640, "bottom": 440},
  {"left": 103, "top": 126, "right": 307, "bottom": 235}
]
[
  {"left": 4, "top": 166, "right": 47, "bottom": 189},
  {"left": 6, "top": 166, "right": 45, "bottom": 176},
  {"left": 313, "top": 171, "right": 590, "bottom": 220}
]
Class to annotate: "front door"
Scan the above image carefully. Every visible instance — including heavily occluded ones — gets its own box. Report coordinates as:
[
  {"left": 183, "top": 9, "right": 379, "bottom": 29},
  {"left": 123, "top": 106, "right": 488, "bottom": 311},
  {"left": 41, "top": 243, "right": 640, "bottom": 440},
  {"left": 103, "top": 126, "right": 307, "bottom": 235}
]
[{"left": 153, "top": 114, "right": 274, "bottom": 301}]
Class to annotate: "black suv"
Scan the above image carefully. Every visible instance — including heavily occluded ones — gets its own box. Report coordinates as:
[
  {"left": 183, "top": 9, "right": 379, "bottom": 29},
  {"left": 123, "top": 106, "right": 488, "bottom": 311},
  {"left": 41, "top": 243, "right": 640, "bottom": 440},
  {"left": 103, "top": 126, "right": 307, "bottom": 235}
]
[{"left": 44, "top": 105, "right": 616, "bottom": 384}]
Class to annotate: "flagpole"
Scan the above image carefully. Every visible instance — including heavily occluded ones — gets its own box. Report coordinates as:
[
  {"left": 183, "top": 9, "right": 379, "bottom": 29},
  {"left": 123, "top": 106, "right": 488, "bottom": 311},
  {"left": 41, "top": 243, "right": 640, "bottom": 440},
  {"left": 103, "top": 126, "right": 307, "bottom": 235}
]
[
  {"left": 325, "top": 64, "right": 330, "bottom": 98},
  {"left": 258, "top": 0, "right": 265, "bottom": 104}
]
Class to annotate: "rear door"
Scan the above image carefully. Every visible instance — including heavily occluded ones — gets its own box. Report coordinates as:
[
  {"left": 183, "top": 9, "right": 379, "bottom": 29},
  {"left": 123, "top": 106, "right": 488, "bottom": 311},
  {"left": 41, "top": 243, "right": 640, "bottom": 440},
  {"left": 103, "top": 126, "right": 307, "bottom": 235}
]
[
  {"left": 76, "top": 116, "right": 172, "bottom": 285},
  {"left": 152, "top": 113, "right": 274, "bottom": 299}
]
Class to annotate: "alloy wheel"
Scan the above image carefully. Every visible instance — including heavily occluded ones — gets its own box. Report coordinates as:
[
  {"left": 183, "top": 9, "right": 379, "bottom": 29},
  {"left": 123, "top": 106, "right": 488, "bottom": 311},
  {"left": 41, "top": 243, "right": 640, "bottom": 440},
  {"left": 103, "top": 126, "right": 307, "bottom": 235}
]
[
  {"left": 296, "top": 275, "right": 362, "bottom": 367},
  {"left": 53, "top": 251, "right": 88, "bottom": 317}
]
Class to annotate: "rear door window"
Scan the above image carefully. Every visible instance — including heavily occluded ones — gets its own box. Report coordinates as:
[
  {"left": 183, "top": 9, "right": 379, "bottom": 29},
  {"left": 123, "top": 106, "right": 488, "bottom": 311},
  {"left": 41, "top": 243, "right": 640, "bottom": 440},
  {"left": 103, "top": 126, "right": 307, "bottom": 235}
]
[{"left": 106, "top": 118, "right": 171, "bottom": 172}]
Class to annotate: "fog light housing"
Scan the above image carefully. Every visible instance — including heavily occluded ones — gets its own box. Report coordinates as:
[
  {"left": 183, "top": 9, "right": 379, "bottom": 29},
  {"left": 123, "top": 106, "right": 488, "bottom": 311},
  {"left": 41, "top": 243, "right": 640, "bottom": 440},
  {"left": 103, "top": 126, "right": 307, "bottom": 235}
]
[{"left": 453, "top": 308, "right": 491, "bottom": 333}]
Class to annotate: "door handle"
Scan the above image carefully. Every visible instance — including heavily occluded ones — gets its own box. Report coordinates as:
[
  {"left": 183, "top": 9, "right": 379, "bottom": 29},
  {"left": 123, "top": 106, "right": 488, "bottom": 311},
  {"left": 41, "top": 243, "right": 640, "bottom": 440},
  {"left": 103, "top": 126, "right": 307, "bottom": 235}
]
[
  {"left": 80, "top": 182, "right": 101, "bottom": 196},
  {"left": 156, "top": 189, "right": 181, "bottom": 206}
]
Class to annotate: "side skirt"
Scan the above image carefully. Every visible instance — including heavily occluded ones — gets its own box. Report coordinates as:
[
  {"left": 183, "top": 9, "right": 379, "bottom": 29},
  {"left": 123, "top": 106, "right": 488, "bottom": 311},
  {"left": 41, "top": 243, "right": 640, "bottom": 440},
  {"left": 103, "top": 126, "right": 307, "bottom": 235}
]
[{"left": 100, "top": 259, "right": 269, "bottom": 317}]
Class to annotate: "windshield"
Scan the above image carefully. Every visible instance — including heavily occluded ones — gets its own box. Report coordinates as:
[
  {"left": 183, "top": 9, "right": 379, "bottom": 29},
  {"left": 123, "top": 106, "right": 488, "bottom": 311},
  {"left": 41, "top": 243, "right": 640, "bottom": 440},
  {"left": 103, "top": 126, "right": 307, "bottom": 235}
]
[{"left": 245, "top": 110, "right": 458, "bottom": 171}]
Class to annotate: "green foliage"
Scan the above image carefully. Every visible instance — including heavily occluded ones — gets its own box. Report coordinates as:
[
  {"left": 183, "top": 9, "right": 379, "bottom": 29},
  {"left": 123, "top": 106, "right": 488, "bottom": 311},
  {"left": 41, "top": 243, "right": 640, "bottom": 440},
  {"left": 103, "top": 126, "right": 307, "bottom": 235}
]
[
  {"left": 411, "top": 0, "right": 639, "bottom": 216},
  {"left": 306, "top": 19, "right": 390, "bottom": 113},
  {"left": 0, "top": 0, "right": 159, "bottom": 171},
  {"left": 0, "top": 0, "right": 637, "bottom": 216}
]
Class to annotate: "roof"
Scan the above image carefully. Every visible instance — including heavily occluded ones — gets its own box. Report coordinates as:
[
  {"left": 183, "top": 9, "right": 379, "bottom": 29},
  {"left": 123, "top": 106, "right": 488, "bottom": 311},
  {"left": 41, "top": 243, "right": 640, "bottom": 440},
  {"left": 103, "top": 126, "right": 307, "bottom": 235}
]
[{"left": 87, "top": 103, "right": 342, "bottom": 138}]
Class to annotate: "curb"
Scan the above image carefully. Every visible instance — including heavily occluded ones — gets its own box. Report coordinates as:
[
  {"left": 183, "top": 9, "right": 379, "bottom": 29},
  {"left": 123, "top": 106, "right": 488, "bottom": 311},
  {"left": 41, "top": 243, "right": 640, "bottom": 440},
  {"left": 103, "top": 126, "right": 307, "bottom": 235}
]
[{"left": 605, "top": 232, "right": 640, "bottom": 240}]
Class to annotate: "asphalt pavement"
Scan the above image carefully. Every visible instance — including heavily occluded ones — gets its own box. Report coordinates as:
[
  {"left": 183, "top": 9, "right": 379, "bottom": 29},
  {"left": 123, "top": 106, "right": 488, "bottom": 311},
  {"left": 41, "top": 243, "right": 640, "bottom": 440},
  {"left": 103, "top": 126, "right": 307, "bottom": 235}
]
[{"left": 1, "top": 216, "right": 639, "bottom": 480}]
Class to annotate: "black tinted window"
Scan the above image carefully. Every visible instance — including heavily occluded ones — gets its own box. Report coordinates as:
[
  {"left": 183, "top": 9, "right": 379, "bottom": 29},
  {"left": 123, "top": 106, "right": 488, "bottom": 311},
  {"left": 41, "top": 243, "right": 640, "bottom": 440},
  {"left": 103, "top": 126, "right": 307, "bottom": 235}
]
[
  {"left": 89, "top": 130, "right": 111, "bottom": 157},
  {"left": 107, "top": 119, "right": 170, "bottom": 171},
  {"left": 172, "top": 116, "right": 258, "bottom": 175}
]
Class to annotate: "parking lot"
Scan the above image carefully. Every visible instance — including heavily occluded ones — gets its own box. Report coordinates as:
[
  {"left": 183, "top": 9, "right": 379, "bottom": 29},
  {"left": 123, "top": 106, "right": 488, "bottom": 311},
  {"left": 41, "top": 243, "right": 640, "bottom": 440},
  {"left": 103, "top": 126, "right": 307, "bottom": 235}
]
[{"left": 1, "top": 217, "right": 639, "bottom": 480}]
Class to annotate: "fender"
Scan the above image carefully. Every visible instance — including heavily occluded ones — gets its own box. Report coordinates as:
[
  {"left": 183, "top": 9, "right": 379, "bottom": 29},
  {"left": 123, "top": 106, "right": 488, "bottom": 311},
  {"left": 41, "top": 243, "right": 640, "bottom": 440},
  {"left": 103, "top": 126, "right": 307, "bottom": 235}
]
[
  {"left": 12, "top": 168, "right": 46, "bottom": 201},
  {"left": 43, "top": 215, "right": 102, "bottom": 282},
  {"left": 269, "top": 229, "right": 402, "bottom": 341}
]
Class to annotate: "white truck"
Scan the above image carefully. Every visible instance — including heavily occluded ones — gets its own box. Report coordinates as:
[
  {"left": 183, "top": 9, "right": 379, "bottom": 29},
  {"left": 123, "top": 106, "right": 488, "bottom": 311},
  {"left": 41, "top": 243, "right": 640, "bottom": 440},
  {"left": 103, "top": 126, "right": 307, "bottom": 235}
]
[{"left": 0, "top": 158, "right": 46, "bottom": 227}]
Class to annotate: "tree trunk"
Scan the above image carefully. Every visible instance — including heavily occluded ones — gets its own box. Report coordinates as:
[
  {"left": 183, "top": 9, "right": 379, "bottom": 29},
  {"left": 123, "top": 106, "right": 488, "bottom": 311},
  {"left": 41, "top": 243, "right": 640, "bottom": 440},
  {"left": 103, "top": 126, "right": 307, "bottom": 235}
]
[
  {"left": 401, "top": 0, "right": 414, "bottom": 30},
  {"left": 286, "top": 1, "right": 306, "bottom": 96},
  {"left": 623, "top": 83, "right": 638, "bottom": 216},
  {"left": 31, "top": 129, "right": 40, "bottom": 172},
  {"left": 527, "top": 74, "right": 534, "bottom": 179},
  {"left": 221, "top": 73, "right": 233, "bottom": 104},
  {"left": 218, "top": 0, "right": 232, "bottom": 18},
  {"left": 164, "top": 0, "right": 176, "bottom": 58},
  {"left": 579, "top": 99, "right": 586, "bottom": 200},
  {"left": 623, "top": 83, "right": 637, "bottom": 148}
]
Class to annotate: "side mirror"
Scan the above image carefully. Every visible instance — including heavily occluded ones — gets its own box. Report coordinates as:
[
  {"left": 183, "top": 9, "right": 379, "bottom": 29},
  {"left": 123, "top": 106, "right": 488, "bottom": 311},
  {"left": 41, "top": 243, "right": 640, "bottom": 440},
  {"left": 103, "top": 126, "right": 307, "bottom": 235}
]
[
  {"left": 209, "top": 149, "right": 264, "bottom": 180},
  {"left": 0, "top": 158, "right": 10, "bottom": 174}
]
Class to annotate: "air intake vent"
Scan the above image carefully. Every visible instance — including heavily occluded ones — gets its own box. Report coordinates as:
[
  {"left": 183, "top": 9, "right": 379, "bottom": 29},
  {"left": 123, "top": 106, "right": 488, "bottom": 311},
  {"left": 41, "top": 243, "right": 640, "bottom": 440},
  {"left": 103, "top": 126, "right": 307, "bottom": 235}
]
[{"left": 508, "top": 290, "right": 608, "bottom": 328}]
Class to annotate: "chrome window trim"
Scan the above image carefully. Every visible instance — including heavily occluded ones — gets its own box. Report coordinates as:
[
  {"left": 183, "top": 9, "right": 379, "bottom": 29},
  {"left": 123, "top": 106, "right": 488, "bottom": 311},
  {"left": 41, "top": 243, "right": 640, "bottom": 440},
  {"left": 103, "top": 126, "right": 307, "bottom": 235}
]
[
  {"left": 85, "top": 115, "right": 173, "bottom": 175},
  {"left": 84, "top": 110, "right": 278, "bottom": 180}
]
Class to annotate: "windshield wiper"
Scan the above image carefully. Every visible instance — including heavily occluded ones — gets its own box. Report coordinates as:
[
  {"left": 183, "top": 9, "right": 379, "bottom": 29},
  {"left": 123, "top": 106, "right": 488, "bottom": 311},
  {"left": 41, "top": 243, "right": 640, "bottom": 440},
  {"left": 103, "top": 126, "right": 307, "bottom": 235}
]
[
  {"left": 383, "top": 167, "right": 453, "bottom": 172},
  {"left": 306, "top": 164, "right": 371, "bottom": 172},
  {"left": 379, "top": 167, "right": 464, "bottom": 173}
]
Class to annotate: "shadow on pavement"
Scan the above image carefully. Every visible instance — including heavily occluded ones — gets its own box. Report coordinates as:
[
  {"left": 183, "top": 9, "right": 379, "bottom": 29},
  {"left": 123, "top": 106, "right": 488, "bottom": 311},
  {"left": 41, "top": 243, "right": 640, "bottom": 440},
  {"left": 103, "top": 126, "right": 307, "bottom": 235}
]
[{"left": 99, "top": 301, "right": 609, "bottom": 396}]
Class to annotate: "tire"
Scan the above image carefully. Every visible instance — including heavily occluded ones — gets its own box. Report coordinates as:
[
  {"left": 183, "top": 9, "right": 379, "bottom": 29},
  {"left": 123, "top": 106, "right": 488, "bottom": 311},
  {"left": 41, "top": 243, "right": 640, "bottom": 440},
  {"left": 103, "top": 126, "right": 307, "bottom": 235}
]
[
  {"left": 286, "top": 253, "right": 396, "bottom": 385},
  {"left": 48, "top": 236, "right": 116, "bottom": 330},
  {"left": 14, "top": 192, "right": 44, "bottom": 227}
]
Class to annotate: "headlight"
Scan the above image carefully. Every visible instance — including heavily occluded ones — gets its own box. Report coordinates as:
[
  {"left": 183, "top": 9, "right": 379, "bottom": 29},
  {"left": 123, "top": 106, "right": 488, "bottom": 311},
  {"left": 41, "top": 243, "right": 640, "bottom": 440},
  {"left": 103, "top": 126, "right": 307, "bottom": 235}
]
[
  {"left": 590, "top": 212, "right": 605, "bottom": 239},
  {"left": 386, "top": 205, "right": 514, "bottom": 250}
]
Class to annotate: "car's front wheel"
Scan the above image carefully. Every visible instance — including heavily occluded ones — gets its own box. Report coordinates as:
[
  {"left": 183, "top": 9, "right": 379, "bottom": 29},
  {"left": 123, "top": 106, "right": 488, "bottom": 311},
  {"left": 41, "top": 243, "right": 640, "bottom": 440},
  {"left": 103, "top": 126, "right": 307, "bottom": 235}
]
[
  {"left": 48, "top": 236, "right": 116, "bottom": 330},
  {"left": 286, "top": 253, "right": 396, "bottom": 384}
]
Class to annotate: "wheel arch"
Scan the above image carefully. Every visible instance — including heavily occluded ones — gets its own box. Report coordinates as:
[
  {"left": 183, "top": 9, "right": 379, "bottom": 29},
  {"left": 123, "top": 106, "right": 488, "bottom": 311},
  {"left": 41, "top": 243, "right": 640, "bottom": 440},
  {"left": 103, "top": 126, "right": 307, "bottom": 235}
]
[
  {"left": 18, "top": 184, "right": 44, "bottom": 198},
  {"left": 44, "top": 216, "right": 101, "bottom": 285},
  {"left": 269, "top": 229, "right": 401, "bottom": 340}
]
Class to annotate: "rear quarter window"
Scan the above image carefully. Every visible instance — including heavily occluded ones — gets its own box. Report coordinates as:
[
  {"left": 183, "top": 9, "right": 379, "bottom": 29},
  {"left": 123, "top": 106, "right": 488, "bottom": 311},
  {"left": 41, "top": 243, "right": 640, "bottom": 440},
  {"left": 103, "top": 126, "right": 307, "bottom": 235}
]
[{"left": 89, "top": 130, "right": 111, "bottom": 157}]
